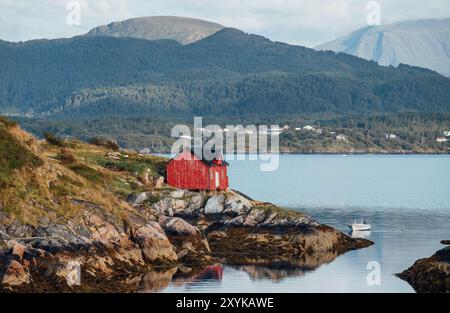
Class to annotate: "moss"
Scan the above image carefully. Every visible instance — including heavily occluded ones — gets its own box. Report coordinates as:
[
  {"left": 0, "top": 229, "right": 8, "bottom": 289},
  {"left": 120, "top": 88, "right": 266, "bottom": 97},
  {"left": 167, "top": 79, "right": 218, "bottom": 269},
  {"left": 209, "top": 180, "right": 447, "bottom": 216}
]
[
  {"left": 90, "top": 153, "right": 167, "bottom": 178},
  {"left": 68, "top": 164, "right": 104, "bottom": 183},
  {"left": 145, "top": 193, "right": 162, "bottom": 205},
  {"left": 0, "top": 126, "right": 43, "bottom": 188},
  {"left": 253, "top": 203, "right": 304, "bottom": 219}
]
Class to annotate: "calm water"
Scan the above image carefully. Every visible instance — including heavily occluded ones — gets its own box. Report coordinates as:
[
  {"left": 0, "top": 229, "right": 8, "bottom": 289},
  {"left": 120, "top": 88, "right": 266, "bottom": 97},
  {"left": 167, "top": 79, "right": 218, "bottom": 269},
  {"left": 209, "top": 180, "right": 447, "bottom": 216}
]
[{"left": 161, "top": 155, "right": 450, "bottom": 293}]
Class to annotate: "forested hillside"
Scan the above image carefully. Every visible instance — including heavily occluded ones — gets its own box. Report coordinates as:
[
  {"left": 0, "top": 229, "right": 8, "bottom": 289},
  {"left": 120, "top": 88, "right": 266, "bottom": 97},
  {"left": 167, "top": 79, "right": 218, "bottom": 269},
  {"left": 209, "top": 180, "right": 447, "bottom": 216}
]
[{"left": 1, "top": 28, "right": 449, "bottom": 118}]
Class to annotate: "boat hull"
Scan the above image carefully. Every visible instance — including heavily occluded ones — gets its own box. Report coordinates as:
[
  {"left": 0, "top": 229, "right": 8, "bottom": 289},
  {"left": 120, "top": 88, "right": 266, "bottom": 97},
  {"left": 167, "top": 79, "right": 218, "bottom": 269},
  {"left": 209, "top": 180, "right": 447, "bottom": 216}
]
[{"left": 349, "top": 224, "right": 371, "bottom": 231}]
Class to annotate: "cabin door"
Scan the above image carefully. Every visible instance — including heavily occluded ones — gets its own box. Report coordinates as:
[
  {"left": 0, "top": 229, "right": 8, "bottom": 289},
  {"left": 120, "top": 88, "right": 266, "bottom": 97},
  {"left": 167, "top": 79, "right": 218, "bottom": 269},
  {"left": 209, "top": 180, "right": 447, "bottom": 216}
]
[{"left": 215, "top": 172, "right": 220, "bottom": 188}]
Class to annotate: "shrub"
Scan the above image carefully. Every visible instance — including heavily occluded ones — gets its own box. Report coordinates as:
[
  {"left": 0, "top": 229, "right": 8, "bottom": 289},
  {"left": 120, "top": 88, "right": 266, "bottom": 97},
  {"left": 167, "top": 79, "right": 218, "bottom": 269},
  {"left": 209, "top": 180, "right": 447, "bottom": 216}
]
[
  {"left": 0, "top": 127, "right": 43, "bottom": 188},
  {"left": 69, "top": 164, "right": 103, "bottom": 182},
  {"left": 89, "top": 137, "right": 120, "bottom": 151},
  {"left": 57, "top": 149, "right": 76, "bottom": 164},
  {"left": 44, "top": 132, "right": 65, "bottom": 147},
  {"left": 0, "top": 116, "right": 18, "bottom": 128}
]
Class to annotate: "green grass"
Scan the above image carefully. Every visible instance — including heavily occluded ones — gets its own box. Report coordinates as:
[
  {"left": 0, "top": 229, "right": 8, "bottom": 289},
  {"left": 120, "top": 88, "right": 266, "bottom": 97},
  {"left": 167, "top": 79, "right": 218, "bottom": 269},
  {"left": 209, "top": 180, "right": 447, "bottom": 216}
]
[
  {"left": 254, "top": 203, "right": 305, "bottom": 220},
  {"left": 92, "top": 154, "right": 167, "bottom": 177},
  {"left": 68, "top": 163, "right": 104, "bottom": 183},
  {"left": 0, "top": 126, "right": 43, "bottom": 188}
]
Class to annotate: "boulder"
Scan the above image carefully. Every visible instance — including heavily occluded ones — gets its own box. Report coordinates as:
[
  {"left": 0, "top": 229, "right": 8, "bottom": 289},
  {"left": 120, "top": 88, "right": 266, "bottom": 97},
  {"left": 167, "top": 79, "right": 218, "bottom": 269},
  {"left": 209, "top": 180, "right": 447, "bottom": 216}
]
[
  {"left": 153, "top": 198, "right": 174, "bottom": 216},
  {"left": 1, "top": 260, "right": 31, "bottom": 286},
  {"left": 187, "top": 194, "right": 206, "bottom": 213},
  {"left": 7, "top": 241, "right": 26, "bottom": 260},
  {"left": 127, "top": 192, "right": 149, "bottom": 205},
  {"left": 204, "top": 195, "right": 225, "bottom": 214},
  {"left": 91, "top": 223, "right": 123, "bottom": 249},
  {"left": 131, "top": 223, "right": 177, "bottom": 264},
  {"left": 159, "top": 217, "right": 210, "bottom": 263},
  {"left": 243, "top": 209, "right": 266, "bottom": 226},
  {"left": 154, "top": 176, "right": 165, "bottom": 188},
  {"left": 397, "top": 245, "right": 450, "bottom": 293},
  {"left": 224, "top": 193, "right": 253, "bottom": 215},
  {"left": 170, "top": 190, "right": 186, "bottom": 199},
  {"left": 172, "top": 199, "right": 187, "bottom": 211},
  {"left": 163, "top": 217, "right": 200, "bottom": 237}
]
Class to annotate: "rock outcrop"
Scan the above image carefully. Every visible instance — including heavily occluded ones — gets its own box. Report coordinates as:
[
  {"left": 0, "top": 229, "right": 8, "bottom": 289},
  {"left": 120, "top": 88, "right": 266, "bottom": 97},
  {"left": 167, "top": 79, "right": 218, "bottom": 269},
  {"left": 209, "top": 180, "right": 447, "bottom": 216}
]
[
  {"left": 0, "top": 121, "right": 373, "bottom": 292},
  {"left": 397, "top": 241, "right": 450, "bottom": 293}
]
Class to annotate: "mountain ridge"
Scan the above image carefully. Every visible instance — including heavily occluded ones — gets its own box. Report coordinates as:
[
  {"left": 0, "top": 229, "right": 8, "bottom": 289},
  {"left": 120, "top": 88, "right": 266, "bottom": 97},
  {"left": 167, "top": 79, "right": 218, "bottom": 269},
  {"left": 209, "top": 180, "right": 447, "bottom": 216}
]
[
  {"left": 0, "top": 26, "right": 449, "bottom": 119},
  {"left": 85, "top": 16, "right": 225, "bottom": 45},
  {"left": 316, "top": 18, "right": 450, "bottom": 77}
]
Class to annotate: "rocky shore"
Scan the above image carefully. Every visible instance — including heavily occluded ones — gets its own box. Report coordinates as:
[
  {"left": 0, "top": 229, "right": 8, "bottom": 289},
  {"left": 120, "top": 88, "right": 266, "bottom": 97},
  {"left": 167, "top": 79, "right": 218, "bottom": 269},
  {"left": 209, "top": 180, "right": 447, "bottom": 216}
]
[
  {"left": 0, "top": 188, "right": 372, "bottom": 292},
  {"left": 0, "top": 119, "right": 373, "bottom": 292},
  {"left": 397, "top": 241, "right": 450, "bottom": 293}
]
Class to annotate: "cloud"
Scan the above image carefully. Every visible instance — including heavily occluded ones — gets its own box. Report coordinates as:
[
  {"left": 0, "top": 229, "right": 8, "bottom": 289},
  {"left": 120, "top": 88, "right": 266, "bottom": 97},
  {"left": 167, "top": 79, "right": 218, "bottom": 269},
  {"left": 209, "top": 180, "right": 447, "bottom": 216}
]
[{"left": 0, "top": 0, "right": 449, "bottom": 46}]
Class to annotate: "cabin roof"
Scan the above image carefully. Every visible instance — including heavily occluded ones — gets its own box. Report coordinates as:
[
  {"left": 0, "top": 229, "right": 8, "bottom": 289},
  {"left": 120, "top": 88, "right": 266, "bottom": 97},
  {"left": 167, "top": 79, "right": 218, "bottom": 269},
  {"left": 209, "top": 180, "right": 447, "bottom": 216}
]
[{"left": 169, "top": 148, "right": 229, "bottom": 167}]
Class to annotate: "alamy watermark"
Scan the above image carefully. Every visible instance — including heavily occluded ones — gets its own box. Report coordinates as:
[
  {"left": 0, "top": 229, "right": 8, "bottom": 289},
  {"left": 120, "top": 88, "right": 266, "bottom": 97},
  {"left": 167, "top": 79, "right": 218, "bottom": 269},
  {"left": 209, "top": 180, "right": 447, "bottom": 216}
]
[
  {"left": 67, "top": 1, "right": 81, "bottom": 26},
  {"left": 171, "top": 117, "right": 280, "bottom": 172},
  {"left": 366, "top": 261, "right": 381, "bottom": 286},
  {"left": 367, "top": 1, "right": 381, "bottom": 26}
]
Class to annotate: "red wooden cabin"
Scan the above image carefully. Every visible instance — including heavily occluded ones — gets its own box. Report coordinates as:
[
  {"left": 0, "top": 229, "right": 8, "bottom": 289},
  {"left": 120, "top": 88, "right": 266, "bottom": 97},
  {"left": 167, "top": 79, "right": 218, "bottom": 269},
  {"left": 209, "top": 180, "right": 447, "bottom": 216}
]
[{"left": 166, "top": 148, "right": 229, "bottom": 191}]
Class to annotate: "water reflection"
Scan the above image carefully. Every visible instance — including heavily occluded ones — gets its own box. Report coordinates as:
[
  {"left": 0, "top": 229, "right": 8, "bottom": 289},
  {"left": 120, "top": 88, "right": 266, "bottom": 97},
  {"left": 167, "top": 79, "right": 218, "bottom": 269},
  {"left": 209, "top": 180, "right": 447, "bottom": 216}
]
[
  {"left": 132, "top": 265, "right": 224, "bottom": 292},
  {"left": 350, "top": 230, "right": 372, "bottom": 239},
  {"left": 132, "top": 251, "right": 339, "bottom": 292}
]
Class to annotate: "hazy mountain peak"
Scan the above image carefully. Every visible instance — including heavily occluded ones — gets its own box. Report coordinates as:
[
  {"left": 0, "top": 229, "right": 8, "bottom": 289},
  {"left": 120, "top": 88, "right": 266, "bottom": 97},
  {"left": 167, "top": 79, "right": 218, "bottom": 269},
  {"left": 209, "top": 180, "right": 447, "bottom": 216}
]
[
  {"left": 86, "top": 16, "right": 225, "bottom": 45},
  {"left": 316, "top": 18, "right": 450, "bottom": 77}
]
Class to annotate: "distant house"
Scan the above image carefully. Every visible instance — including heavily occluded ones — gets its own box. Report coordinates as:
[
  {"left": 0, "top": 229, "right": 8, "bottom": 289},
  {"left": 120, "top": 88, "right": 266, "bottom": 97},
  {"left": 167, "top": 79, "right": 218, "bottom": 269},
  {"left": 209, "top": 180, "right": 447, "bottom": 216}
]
[
  {"left": 314, "top": 128, "right": 323, "bottom": 135},
  {"left": 385, "top": 134, "right": 397, "bottom": 139},
  {"left": 336, "top": 134, "right": 348, "bottom": 141},
  {"left": 139, "top": 148, "right": 151, "bottom": 154},
  {"left": 167, "top": 148, "right": 229, "bottom": 191},
  {"left": 436, "top": 137, "right": 448, "bottom": 143},
  {"left": 303, "top": 125, "right": 315, "bottom": 131},
  {"left": 444, "top": 131, "right": 450, "bottom": 137}
]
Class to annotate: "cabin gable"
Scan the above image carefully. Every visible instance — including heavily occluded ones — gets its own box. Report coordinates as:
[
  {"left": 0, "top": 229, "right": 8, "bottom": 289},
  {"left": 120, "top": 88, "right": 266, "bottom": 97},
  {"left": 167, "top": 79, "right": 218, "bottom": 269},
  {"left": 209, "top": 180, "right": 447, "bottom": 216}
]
[{"left": 167, "top": 149, "right": 229, "bottom": 191}]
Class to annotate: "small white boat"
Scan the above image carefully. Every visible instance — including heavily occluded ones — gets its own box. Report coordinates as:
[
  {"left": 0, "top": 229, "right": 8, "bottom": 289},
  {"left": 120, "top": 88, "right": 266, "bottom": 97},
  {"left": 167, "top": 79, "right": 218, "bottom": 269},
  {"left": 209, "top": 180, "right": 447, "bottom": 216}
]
[{"left": 348, "top": 220, "right": 371, "bottom": 231}]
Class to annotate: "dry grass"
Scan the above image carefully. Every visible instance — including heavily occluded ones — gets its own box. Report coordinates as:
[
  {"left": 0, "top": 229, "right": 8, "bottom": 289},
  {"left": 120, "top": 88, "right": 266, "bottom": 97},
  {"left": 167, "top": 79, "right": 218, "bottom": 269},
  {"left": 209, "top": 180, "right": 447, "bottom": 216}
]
[{"left": 0, "top": 121, "right": 169, "bottom": 224}]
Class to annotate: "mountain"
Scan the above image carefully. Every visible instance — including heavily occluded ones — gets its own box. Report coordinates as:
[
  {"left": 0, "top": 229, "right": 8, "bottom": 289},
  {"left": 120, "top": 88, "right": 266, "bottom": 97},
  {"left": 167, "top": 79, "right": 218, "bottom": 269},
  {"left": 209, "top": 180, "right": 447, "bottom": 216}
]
[
  {"left": 316, "top": 18, "right": 450, "bottom": 77},
  {"left": 86, "top": 16, "right": 225, "bottom": 45},
  {"left": 0, "top": 27, "right": 449, "bottom": 119}
]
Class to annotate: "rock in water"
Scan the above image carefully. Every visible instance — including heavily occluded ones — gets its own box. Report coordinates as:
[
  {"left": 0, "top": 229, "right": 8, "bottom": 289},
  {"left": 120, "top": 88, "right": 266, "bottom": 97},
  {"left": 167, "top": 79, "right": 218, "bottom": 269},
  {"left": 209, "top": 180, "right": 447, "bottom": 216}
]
[
  {"left": 131, "top": 223, "right": 178, "bottom": 264},
  {"left": 397, "top": 244, "right": 450, "bottom": 293}
]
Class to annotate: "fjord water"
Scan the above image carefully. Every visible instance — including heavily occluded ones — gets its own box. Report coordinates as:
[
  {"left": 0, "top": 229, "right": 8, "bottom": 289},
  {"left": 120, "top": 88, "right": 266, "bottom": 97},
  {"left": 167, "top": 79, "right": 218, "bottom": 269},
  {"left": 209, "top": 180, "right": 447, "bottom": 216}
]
[{"left": 162, "top": 155, "right": 450, "bottom": 293}]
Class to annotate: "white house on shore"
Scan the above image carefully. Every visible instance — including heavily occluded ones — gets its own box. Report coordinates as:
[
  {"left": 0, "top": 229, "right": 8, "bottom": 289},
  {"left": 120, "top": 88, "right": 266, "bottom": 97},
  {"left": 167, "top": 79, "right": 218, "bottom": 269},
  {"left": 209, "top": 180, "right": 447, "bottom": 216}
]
[
  {"left": 303, "top": 125, "right": 315, "bottom": 131},
  {"left": 436, "top": 137, "right": 448, "bottom": 143},
  {"left": 385, "top": 134, "right": 398, "bottom": 139},
  {"left": 336, "top": 134, "right": 348, "bottom": 141}
]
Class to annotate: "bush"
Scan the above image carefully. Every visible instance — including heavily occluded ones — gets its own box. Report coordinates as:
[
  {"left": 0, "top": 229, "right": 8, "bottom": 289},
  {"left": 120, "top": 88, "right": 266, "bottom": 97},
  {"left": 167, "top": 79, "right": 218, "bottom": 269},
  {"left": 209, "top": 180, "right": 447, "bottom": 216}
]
[
  {"left": 0, "top": 116, "right": 18, "bottom": 128},
  {"left": 89, "top": 137, "right": 120, "bottom": 151},
  {"left": 0, "top": 127, "right": 43, "bottom": 188},
  {"left": 44, "top": 132, "right": 65, "bottom": 147},
  {"left": 57, "top": 149, "right": 76, "bottom": 164}
]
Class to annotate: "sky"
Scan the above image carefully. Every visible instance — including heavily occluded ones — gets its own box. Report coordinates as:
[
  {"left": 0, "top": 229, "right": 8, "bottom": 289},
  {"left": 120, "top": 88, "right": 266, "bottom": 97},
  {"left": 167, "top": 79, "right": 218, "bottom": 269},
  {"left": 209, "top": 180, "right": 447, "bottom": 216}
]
[{"left": 0, "top": 0, "right": 449, "bottom": 47}]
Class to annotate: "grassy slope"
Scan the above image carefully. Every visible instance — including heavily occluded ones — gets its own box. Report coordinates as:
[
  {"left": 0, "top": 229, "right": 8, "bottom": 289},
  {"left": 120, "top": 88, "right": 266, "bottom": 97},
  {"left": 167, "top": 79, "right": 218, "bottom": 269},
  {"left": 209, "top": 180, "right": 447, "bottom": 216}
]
[{"left": 0, "top": 116, "right": 169, "bottom": 226}]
